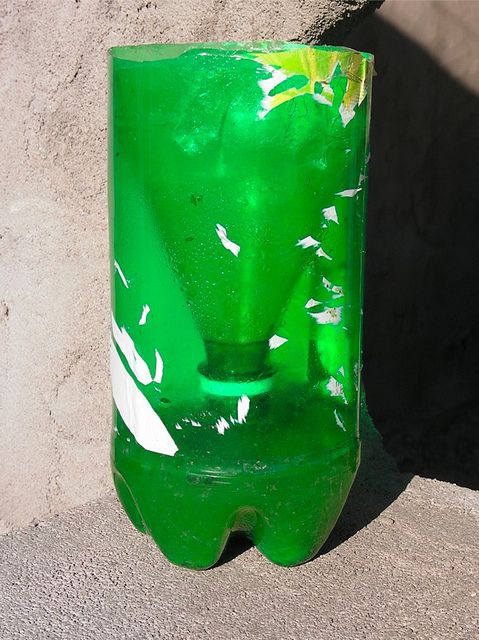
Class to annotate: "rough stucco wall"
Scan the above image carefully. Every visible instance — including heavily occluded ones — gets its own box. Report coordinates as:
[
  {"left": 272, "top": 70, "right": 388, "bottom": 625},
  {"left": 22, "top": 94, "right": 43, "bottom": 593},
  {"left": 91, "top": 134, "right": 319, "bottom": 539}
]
[{"left": 0, "top": 0, "right": 374, "bottom": 533}]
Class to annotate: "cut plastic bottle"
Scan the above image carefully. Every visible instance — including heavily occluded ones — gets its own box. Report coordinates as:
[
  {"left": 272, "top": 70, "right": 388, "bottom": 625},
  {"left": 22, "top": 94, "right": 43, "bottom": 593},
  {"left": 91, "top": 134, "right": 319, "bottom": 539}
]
[{"left": 109, "top": 41, "right": 374, "bottom": 569}]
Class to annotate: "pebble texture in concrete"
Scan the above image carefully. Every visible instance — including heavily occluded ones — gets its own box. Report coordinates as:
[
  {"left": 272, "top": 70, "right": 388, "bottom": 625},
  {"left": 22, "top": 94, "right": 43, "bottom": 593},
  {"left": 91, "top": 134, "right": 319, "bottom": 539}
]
[
  {"left": 1, "top": 427, "right": 477, "bottom": 639},
  {"left": 0, "top": 0, "right": 376, "bottom": 534}
]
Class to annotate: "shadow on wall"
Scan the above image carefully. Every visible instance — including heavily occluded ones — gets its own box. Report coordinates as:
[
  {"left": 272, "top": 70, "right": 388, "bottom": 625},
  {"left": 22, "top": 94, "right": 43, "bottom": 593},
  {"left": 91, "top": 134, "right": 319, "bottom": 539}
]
[{"left": 322, "top": 14, "right": 479, "bottom": 489}]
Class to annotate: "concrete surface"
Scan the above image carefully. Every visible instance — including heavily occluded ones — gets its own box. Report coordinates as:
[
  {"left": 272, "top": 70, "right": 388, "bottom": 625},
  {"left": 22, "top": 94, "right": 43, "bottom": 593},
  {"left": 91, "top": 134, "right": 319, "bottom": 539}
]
[
  {"left": 1, "top": 426, "right": 478, "bottom": 640},
  {"left": 0, "top": 0, "right": 377, "bottom": 534}
]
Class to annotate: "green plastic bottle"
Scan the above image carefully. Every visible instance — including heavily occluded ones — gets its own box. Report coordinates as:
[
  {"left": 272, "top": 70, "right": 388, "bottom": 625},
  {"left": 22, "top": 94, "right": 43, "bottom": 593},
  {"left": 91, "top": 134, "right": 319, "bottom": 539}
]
[{"left": 109, "top": 41, "right": 373, "bottom": 569}]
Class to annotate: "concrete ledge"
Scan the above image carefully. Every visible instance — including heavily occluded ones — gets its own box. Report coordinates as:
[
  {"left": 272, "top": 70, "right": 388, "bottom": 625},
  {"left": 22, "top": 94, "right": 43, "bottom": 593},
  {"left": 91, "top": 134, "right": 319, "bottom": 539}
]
[{"left": 1, "top": 427, "right": 478, "bottom": 639}]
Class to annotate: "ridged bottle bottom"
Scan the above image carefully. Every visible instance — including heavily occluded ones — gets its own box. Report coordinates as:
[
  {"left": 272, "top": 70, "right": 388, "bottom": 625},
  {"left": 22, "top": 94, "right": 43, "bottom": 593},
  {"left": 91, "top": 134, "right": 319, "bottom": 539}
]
[{"left": 113, "top": 443, "right": 359, "bottom": 569}]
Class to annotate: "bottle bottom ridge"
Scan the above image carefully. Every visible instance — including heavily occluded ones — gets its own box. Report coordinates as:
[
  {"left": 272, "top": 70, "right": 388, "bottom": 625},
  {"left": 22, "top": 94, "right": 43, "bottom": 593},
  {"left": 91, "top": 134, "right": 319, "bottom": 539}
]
[{"left": 112, "top": 420, "right": 360, "bottom": 569}]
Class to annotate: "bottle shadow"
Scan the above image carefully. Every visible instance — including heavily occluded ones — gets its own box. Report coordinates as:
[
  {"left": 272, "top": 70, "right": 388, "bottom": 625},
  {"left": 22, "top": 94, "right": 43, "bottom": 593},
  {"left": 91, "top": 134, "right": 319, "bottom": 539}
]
[
  {"left": 314, "top": 12, "right": 479, "bottom": 490},
  {"left": 318, "top": 414, "right": 412, "bottom": 556},
  {"left": 216, "top": 413, "right": 411, "bottom": 566},
  {"left": 216, "top": 533, "right": 254, "bottom": 567}
]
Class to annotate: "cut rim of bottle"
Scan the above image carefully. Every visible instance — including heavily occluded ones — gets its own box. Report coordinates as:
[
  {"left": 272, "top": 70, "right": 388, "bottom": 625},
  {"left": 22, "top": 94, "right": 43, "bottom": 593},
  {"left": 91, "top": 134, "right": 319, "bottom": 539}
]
[{"left": 108, "top": 41, "right": 374, "bottom": 63}]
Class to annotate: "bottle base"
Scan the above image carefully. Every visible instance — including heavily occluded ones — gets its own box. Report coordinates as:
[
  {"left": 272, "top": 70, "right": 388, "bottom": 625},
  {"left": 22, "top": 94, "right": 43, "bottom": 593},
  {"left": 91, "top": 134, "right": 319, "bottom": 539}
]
[{"left": 112, "top": 443, "right": 359, "bottom": 570}]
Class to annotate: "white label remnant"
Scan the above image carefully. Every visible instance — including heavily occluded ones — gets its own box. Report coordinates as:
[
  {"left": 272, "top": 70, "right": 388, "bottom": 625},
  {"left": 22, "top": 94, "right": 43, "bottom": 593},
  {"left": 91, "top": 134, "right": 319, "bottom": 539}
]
[
  {"left": 336, "top": 188, "right": 362, "bottom": 198},
  {"left": 316, "top": 246, "right": 332, "bottom": 260},
  {"left": 269, "top": 334, "right": 288, "bottom": 349},
  {"left": 236, "top": 395, "right": 250, "bottom": 424},
  {"left": 110, "top": 341, "right": 178, "bottom": 456},
  {"left": 257, "top": 64, "right": 288, "bottom": 118},
  {"left": 139, "top": 304, "right": 150, "bottom": 326},
  {"left": 296, "top": 235, "right": 320, "bottom": 249},
  {"left": 305, "top": 298, "right": 320, "bottom": 309},
  {"left": 313, "top": 93, "right": 333, "bottom": 107},
  {"left": 334, "top": 409, "right": 346, "bottom": 431},
  {"left": 215, "top": 417, "right": 230, "bottom": 435},
  {"left": 309, "top": 307, "right": 342, "bottom": 325},
  {"left": 322, "top": 277, "right": 344, "bottom": 299},
  {"left": 339, "top": 104, "right": 356, "bottom": 127},
  {"left": 322, "top": 206, "right": 339, "bottom": 224},
  {"left": 112, "top": 314, "right": 155, "bottom": 385},
  {"left": 296, "top": 236, "right": 331, "bottom": 259},
  {"left": 326, "top": 376, "right": 347, "bottom": 403},
  {"left": 112, "top": 313, "right": 163, "bottom": 386},
  {"left": 153, "top": 350, "right": 163, "bottom": 384},
  {"left": 215, "top": 224, "right": 240, "bottom": 257},
  {"left": 183, "top": 418, "right": 201, "bottom": 427},
  {"left": 313, "top": 82, "right": 334, "bottom": 106},
  {"left": 114, "top": 260, "right": 129, "bottom": 289}
]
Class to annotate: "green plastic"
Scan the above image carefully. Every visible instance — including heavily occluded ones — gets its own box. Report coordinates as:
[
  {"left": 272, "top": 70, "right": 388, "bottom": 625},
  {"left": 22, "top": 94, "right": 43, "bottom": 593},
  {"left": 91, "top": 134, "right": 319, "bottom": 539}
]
[{"left": 109, "top": 41, "right": 373, "bottom": 569}]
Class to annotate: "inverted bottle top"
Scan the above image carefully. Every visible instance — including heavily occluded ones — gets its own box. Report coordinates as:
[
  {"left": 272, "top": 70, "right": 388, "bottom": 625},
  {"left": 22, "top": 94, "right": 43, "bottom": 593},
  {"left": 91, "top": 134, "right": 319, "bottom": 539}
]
[{"left": 108, "top": 40, "right": 373, "bottom": 63}]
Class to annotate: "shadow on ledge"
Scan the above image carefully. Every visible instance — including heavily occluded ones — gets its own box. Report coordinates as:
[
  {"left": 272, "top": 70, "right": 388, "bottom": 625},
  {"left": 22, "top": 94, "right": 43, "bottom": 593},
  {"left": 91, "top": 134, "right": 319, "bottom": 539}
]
[
  {"left": 217, "top": 414, "right": 411, "bottom": 566},
  {"left": 319, "top": 411, "right": 412, "bottom": 556}
]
